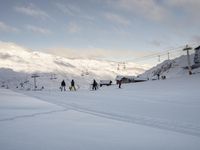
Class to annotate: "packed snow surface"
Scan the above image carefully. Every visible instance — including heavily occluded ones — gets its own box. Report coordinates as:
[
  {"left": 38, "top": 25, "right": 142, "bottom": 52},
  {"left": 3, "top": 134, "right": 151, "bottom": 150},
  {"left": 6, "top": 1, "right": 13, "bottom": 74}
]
[{"left": 0, "top": 74, "right": 200, "bottom": 150}]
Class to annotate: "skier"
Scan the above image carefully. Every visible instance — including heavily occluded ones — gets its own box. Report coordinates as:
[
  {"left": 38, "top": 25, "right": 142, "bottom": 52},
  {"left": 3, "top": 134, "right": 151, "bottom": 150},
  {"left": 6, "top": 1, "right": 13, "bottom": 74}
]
[
  {"left": 157, "top": 73, "right": 160, "bottom": 80},
  {"left": 70, "top": 79, "right": 76, "bottom": 91},
  {"left": 92, "top": 79, "right": 98, "bottom": 90},
  {"left": 61, "top": 80, "right": 66, "bottom": 91},
  {"left": 117, "top": 79, "right": 122, "bottom": 88}
]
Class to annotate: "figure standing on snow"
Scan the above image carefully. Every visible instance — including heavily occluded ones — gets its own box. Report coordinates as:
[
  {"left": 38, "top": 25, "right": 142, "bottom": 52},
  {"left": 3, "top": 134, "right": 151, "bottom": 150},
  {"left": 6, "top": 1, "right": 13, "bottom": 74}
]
[
  {"left": 69, "top": 79, "right": 76, "bottom": 91},
  {"left": 117, "top": 79, "right": 122, "bottom": 88},
  {"left": 61, "top": 80, "right": 66, "bottom": 91},
  {"left": 92, "top": 79, "right": 98, "bottom": 90},
  {"left": 157, "top": 73, "right": 160, "bottom": 80}
]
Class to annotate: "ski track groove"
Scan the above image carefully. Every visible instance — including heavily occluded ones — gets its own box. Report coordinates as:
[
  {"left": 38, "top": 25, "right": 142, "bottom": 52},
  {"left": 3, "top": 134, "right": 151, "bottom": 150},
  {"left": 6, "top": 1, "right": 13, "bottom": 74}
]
[
  {"left": 16, "top": 93, "right": 200, "bottom": 138},
  {"left": 0, "top": 108, "right": 69, "bottom": 122},
  {"left": 65, "top": 103, "right": 200, "bottom": 137}
]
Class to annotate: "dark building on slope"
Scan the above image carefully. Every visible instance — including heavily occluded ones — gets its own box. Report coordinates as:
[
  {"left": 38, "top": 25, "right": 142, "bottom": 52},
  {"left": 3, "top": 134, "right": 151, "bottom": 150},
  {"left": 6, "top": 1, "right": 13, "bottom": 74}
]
[
  {"left": 194, "top": 46, "right": 200, "bottom": 64},
  {"left": 115, "top": 75, "right": 147, "bottom": 84},
  {"left": 191, "top": 45, "right": 200, "bottom": 69}
]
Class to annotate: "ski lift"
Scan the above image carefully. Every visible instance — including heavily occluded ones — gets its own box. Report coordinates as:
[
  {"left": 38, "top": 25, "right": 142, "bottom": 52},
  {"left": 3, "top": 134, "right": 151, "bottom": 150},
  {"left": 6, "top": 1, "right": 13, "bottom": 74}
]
[
  {"left": 24, "top": 80, "right": 29, "bottom": 84},
  {"left": 158, "top": 55, "right": 161, "bottom": 62},
  {"left": 81, "top": 70, "right": 89, "bottom": 76},
  {"left": 31, "top": 74, "right": 40, "bottom": 90},
  {"left": 123, "top": 62, "right": 126, "bottom": 70},
  {"left": 81, "top": 72, "right": 84, "bottom": 76},
  {"left": 85, "top": 71, "right": 89, "bottom": 75},
  {"left": 50, "top": 74, "right": 57, "bottom": 80}
]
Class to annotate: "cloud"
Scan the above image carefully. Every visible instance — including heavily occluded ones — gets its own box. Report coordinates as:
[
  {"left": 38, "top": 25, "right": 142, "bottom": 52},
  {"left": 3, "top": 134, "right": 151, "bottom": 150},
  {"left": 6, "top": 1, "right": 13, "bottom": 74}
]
[
  {"left": 67, "top": 22, "right": 81, "bottom": 33},
  {"left": 107, "top": 0, "right": 168, "bottom": 21},
  {"left": 110, "top": 0, "right": 200, "bottom": 24},
  {"left": 25, "top": 25, "right": 52, "bottom": 35},
  {"left": 44, "top": 47, "right": 156, "bottom": 61},
  {"left": 150, "top": 40, "right": 162, "bottom": 47},
  {"left": 165, "top": 0, "right": 200, "bottom": 24},
  {"left": 104, "top": 12, "right": 130, "bottom": 26},
  {"left": 190, "top": 35, "right": 200, "bottom": 43},
  {"left": 166, "top": 0, "right": 200, "bottom": 12},
  {"left": 0, "top": 53, "right": 12, "bottom": 59},
  {"left": 55, "top": 2, "right": 94, "bottom": 21},
  {"left": 55, "top": 3, "right": 81, "bottom": 16},
  {"left": 0, "top": 21, "right": 19, "bottom": 33},
  {"left": 14, "top": 3, "right": 51, "bottom": 20}
]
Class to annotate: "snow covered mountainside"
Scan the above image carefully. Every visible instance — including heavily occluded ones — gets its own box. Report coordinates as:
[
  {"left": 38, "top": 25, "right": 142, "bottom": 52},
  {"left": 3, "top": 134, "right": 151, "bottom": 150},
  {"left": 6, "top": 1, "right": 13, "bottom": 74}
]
[
  {"left": 1, "top": 41, "right": 200, "bottom": 149},
  {"left": 140, "top": 54, "right": 200, "bottom": 79},
  {"left": 1, "top": 41, "right": 200, "bottom": 90},
  {"left": 0, "top": 42, "right": 147, "bottom": 89}
]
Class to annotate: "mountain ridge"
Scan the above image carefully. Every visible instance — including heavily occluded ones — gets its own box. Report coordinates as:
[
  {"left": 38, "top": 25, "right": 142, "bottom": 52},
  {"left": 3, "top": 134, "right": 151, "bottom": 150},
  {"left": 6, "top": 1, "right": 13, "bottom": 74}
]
[{"left": 0, "top": 41, "right": 146, "bottom": 89}]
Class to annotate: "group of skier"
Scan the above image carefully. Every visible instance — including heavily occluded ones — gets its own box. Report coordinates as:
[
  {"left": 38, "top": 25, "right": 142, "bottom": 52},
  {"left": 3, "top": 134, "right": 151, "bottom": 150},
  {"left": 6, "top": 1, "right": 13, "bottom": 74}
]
[
  {"left": 60, "top": 79, "right": 76, "bottom": 91},
  {"left": 60, "top": 79, "right": 122, "bottom": 92}
]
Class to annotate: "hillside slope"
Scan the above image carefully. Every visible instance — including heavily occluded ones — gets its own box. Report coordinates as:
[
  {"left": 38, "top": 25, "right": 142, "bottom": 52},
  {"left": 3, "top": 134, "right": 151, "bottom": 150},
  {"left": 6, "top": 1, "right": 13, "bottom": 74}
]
[
  {"left": 0, "top": 42, "right": 146, "bottom": 89},
  {"left": 140, "top": 54, "right": 200, "bottom": 79}
]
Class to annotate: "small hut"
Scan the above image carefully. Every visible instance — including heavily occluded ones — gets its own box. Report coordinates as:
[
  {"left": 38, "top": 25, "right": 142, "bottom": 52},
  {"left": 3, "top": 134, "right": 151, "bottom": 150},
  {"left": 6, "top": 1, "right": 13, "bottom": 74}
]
[
  {"left": 115, "top": 75, "right": 147, "bottom": 84},
  {"left": 116, "top": 75, "right": 135, "bottom": 84}
]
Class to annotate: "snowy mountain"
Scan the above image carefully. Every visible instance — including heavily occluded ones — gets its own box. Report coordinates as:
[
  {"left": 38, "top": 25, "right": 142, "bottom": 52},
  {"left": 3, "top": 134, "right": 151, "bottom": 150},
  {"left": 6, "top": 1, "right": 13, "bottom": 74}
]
[
  {"left": 140, "top": 54, "right": 200, "bottom": 79},
  {"left": 1, "top": 41, "right": 199, "bottom": 90},
  {"left": 0, "top": 41, "right": 147, "bottom": 90},
  {"left": 1, "top": 42, "right": 200, "bottom": 150}
]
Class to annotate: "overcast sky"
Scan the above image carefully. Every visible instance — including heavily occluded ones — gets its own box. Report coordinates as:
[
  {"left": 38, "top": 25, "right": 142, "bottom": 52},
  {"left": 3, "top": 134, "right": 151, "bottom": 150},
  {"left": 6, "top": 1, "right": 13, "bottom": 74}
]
[{"left": 0, "top": 0, "right": 200, "bottom": 60}]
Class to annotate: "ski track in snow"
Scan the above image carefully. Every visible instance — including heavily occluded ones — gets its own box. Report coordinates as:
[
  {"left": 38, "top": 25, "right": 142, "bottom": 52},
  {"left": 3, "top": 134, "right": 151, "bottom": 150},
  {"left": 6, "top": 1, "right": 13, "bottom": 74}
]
[
  {"left": 60, "top": 103, "right": 200, "bottom": 137},
  {"left": 22, "top": 93, "right": 200, "bottom": 138},
  {"left": 0, "top": 108, "right": 68, "bottom": 122}
]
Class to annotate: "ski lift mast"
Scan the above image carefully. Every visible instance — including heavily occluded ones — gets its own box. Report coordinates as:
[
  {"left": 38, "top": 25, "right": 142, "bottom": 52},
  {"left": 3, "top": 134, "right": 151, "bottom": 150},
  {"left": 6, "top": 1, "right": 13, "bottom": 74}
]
[
  {"left": 183, "top": 45, "right": 193, "bottom": 75},
  {"left": 31, "top": 74, "right": 40, "bottom": 91},
  {"left": 50, "top": 73, "right": 57, "bottom": 80}
]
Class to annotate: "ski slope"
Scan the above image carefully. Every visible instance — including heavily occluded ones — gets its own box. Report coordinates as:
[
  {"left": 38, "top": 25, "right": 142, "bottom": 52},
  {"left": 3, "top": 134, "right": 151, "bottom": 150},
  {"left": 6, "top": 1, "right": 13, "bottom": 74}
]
[
  {"left": 140, "top": 54, "right": 200, "bottom": 79},
  {"left": 0, "top": 74, "right": 200, "bottom": 150}
]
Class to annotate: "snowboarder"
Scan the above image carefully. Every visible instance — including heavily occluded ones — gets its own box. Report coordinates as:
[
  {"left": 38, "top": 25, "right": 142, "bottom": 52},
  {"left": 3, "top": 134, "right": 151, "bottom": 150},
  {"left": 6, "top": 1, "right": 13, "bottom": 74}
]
[
  {"left": 92, "top": 79, "right": 98, "bottom": 90},
  {"left": 69, "top": 79, "right": 76, "bottom": 91},
  {"left": 61, "top": 80, "right": 66, "bottom": 91}
]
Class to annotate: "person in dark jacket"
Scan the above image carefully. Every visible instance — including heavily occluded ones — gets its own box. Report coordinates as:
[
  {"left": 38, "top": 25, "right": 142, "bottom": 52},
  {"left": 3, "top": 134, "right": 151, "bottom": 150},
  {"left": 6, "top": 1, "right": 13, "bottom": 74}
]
[
  {"left": 92, "top": 79, "right": 98, "bottom": 90},
  {"left": 157, "top": 73, "right": 160, "bottom": 80},
  {"left": 70, "top": 79, "right": 76, "bottom": 91},
  {"left": 61, "top": 80, "right": 66, "bottom": 91},
  {"left": 117, "top": 79, "right": 122, "bottom": 88}
]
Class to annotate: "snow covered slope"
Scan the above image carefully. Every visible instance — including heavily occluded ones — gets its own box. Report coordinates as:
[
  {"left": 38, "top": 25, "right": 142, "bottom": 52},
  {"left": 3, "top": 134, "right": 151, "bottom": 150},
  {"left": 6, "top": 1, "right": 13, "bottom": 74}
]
[
  {"left": 1, "top": 41, "right": 199, "bottom": 90},
  {"left": 0, "top": 41, "right": 147, "bottom": 89},
  {"left": 0, "top": 74, "right": 200, "bottom": 150},
  {"left": 140, "top": 54, "right": 200, "bottom": 79}
]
